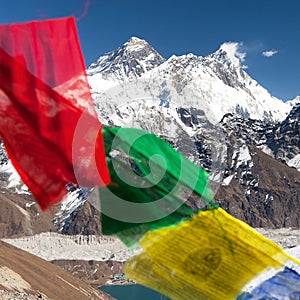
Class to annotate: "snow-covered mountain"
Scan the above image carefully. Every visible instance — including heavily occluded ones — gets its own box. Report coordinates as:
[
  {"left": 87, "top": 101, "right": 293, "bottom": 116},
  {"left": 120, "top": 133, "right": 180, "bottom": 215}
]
[
  {"left": 85, "top": 37, "right": 300, "bottom": 229},
  {"left": 88, "top": 37, "right": 165, "bottom": 79},
  {"left": 88, "top": 37, "right": 293, "bottom": 123}
]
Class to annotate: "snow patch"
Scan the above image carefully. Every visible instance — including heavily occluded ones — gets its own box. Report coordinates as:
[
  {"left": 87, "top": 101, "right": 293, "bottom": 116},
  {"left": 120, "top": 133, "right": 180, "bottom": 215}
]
[
  {"left": 258, "top": 144, "right": 274, "bottom": 157},
  {"left": 0, "top": 161, "right": 29, "bottom": 195},
  {"left": 222, "top": 174, "right": 234, "bottom": 186},
  {"left": 288, "top": 154, "right": 300, "bottom": 171},
  {"left": 232, "top": 144, "right": 253, "bottom": 169},
  {"left": 25, "top": 202, "right": 35, "bottom": 208},
  {"left": 53, "top": 187, "right": 91, "bottom": 232}
]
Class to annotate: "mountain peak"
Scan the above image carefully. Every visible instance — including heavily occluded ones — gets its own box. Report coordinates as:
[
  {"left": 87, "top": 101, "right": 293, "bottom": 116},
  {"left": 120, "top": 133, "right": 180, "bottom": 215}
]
[
  {"left": 123, "top": 36, "right": 152, "bottom": 52},
  {"left": 126, "top": 36, "right": 146, "bottom": 44},
  {"left": 87, "top": 37, "right": 165, "bottom": 79}
]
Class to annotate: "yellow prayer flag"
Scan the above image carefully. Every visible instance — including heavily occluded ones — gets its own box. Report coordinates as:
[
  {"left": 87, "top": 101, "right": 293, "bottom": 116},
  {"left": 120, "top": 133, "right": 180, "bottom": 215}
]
[{"left": 125, "top": 208, "right": 300, "bottom": 300}]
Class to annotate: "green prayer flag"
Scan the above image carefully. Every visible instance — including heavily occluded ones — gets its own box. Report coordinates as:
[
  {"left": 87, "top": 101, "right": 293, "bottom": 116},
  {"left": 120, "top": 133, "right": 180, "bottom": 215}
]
[{"left": 99, "top": 126, "right": 215, "bottom": 246}]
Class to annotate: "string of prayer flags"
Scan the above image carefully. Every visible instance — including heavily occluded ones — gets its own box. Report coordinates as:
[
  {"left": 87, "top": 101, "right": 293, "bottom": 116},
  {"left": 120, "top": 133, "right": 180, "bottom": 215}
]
[
  {"left": 0, "top": 17, "right": 110, "bottom": 210},
  {"left": 2, "top": 17, "right": 300, "bottom": 300},
  {"left": 99, "top": 126, "right": 215, "bottom": 246},
  {"left": 125, "top": 207, "right": 300, "bottom": 300}
]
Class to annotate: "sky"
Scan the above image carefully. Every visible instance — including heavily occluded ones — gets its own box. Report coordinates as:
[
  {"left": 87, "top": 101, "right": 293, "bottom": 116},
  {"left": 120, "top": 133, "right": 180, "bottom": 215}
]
[{"left": 1, "top": 0, "right": 299, "bottom": 101}]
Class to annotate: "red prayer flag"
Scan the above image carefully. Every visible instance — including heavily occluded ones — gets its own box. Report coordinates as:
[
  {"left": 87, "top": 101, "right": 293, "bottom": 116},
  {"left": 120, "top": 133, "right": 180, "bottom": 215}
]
[{"left": 0, "top": 17, "right": 110, "bottom": 210}]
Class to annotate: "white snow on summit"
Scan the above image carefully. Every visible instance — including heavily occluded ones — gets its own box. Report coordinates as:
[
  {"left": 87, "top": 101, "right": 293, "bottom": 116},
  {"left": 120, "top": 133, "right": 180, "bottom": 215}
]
[{"left": 123, "top": 36, "right": 149, "bottom": 51}]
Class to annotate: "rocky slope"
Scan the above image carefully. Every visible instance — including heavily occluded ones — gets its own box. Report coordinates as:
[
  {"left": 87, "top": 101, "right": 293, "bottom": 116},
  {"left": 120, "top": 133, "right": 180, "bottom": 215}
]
[
  {"left": 267, "top": 102, "right": 300, "bottom": 168},
  {"left": 0, "top": 240, "right": 113, "bottom": 300},
  {"left": 52, "top": 259, "right": 124, "bottom": 287},
  {"left": 214, "top": 106, "right": 300, "bottom": 227},
  {"left": 216, "top": 145, "right": 300, "bottom": 227},
  {"left": 0, "top": 190, "right": 53, "bottom": 238}
]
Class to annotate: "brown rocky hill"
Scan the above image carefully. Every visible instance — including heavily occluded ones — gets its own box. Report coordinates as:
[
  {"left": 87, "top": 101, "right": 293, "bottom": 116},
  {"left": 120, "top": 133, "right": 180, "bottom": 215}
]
[
  {"left": 215, "top": 145, "right": 300, "bottom": 228},
  {"left": 0, "top": 185, "right": 103, "bottom": 239},
  {"left": 0, "top": 240, "right": 113, "bottom": 300},
  {"left": 0, "top": 191, "right": 53, "bottom": 238}
]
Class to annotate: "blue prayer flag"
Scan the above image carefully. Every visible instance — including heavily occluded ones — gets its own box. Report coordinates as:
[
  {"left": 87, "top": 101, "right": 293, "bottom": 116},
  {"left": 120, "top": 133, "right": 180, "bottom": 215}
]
[{"left": 240, "top": 267, "right": 300, "bottom": 300}]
